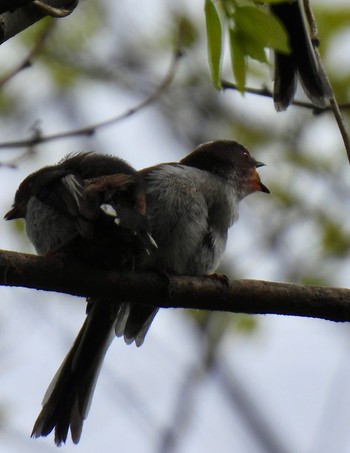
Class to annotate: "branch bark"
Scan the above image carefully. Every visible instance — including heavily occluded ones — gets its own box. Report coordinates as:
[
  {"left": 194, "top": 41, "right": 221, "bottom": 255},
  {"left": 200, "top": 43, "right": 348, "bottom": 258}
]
[
  {"left": 0, "top": 0, "right": 77, "bottom": 45},
  {"left": 1, "top": 249, "right": 350, "bottom": 322}
]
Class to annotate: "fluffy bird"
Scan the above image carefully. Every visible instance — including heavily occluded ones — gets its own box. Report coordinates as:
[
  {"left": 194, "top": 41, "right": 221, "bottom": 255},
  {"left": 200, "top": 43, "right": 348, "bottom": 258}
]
[{"left": 5, "top": 140, "right": 269, "bottom": 445}]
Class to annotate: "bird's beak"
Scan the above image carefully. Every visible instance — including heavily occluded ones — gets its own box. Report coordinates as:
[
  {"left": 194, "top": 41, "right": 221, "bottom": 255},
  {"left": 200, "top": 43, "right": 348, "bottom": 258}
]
[
  {"left": 255, "top": 161, "right": 265, "bottom": 169},
  {"left": 4, "top": 206, "right": 22, "bottom": 220},
  {"left": 259, "top": 180, "right": 270, "bottom": 194},
  {"left": 251, "top": 163, "right": 270, "bottom": 194}
]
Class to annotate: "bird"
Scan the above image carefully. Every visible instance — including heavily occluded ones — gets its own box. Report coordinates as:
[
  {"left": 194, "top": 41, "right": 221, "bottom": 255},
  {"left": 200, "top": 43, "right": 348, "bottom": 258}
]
[
  {"left": 5, "top": 140, "right": 269, "bottom": 445},
  {"left": 270, "top": 0, "right": 331, "bottom": 111},
  {"left": 5, "top": 152, "right": 158, "bottom": 444},
  {"left": 4, "top": 152, "right": 155, "bottom": 261}
]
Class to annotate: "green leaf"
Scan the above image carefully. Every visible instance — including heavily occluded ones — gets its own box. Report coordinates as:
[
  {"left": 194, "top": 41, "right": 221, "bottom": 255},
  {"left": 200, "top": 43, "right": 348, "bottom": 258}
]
[
  {"left": 263, "top": 0, "right": 291, "bottom": 4},
  {"left": 205, "top": 0, "right": 223, "bottom": 89},
  {"left": 234, "top": 5, "right": 290, "bottom": 54},
  {"left": 241, "top": 34, "right": 268, "bottom": 63},
  {"left": 229, "top": 28, "right": 246, "bottom": 93}
]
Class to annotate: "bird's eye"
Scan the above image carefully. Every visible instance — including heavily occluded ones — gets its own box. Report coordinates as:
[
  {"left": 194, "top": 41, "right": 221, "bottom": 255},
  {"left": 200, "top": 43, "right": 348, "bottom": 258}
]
[{"left": 242, "top": 150, "right": 250, "bottom": 160}]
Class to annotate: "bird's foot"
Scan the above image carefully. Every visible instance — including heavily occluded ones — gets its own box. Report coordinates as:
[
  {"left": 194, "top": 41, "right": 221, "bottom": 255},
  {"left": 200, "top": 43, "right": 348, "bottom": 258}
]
[{"left": 206, "top": 273, "right": 229, "bottom": 287}]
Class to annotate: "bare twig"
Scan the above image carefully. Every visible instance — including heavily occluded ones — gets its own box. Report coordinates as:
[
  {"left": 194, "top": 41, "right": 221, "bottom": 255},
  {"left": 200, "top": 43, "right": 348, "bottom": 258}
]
[
  {"left": 303, "top": 0, "right": 350, "bottom": 162},
  {"left": 1, "top": 249, "right": 350, "bottom": 322},
  {"left": 328, "top": 98, "right": 350, "bottom": 163},
  {"left": 0, "top": 47, "right": 183, "bottom": 150},
  {"left": 221, "top": 80, "right": 350, "bottom": 113},
  {"left": 221, "top": 80, "right": 322, "bottom": 110},
  {"left": 0, "top": 150, "right": 32, "bottom": 168},
  {"left": 0, "top": 19, "right": 55, "bottom": 87}
]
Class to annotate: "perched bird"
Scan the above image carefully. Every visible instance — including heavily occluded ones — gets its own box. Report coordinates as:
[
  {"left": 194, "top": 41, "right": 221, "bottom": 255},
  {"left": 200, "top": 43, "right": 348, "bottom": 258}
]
[
  {"left": 4, "top": 152, "right": 154, "bottom": 261},
  {"left": 5, "top": 140, "right": 269, "bottom": 445},
  {"left": 270, "top": 0, "right": 331, "bottom": 111},
  {"left": 5, "top": 152, "right": 157, "bottom": 444}
]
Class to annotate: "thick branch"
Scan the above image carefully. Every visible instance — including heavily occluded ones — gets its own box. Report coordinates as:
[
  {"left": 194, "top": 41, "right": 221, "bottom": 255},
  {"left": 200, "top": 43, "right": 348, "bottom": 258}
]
[{"left": 1, "top": 249, "right": 350, "bottom": 322}]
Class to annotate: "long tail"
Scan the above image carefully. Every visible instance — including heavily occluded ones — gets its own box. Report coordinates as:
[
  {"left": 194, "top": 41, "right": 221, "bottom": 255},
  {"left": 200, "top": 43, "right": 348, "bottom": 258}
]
[
  {"left": 31, "top": 299, "right": 118, "bottom": 445},
  {"left": 271, "top": 0, "right": 331, "bottom": 111},
  {"left": 31, "top": 298, "right": 157, "bottom": 445}
]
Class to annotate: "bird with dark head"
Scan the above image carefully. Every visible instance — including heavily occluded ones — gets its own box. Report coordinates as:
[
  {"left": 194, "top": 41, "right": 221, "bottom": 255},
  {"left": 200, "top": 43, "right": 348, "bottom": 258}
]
[
  {"left": 5, "top": 152, "right": 157, "bottom": 445},
  {"left": 5, "top": 140, "right": 269, "bottom": 445}
]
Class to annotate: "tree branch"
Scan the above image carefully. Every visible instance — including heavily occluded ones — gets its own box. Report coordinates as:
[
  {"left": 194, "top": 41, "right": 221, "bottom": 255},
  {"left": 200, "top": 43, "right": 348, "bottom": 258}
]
[
  {"left": 0, "top": 0, "right": 77, "bottom": 45},
  {"left": 0, "top": 1, "right": 35, "bottom": 15},
  {"left": 1, "top": 249, "right": 350, "bottom": 322}
]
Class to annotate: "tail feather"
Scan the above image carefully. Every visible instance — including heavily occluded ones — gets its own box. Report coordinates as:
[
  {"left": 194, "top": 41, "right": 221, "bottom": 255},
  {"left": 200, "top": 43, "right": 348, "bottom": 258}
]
[
  {"left": 31, "top": 299, "right": 158, "bottom": 444},
  {"left": 31, "top": 300, "right": 117, "bottom": 446},
  {"left": 271, "top": 0, "right": 330, "bottom": 111},
  {"left": 115, "top": 302, "right": 158, "bottom": 347}
]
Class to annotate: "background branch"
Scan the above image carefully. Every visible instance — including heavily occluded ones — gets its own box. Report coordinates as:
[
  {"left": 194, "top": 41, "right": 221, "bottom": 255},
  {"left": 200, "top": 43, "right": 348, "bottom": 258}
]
[
  {"left": 0, "top": 45, "right": 182, "bottom": 150},
  {"left": 1, "top": 249, "right": 350, "bottom": 322},
  {"left": 0, "top": 18, "right": 54, "bottom": 87}
]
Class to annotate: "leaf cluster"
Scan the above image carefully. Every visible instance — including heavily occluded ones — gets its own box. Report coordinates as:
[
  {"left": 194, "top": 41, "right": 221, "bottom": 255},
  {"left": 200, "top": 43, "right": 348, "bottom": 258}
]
[{"left": 205, "top": 0, "right": 289, "bottom": 91}]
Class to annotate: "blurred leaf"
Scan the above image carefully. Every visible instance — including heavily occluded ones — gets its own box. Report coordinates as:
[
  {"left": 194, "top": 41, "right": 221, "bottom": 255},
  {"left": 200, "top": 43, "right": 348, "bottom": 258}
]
[
  {"left": 229, "top": 27, "right": 246, "bottom": 92},
  {"left": 189, "top": 310, "right": 258, "bottom": 338},
  {"left": 44, "top": 58, "right": 85, "bottom": 87},
  {"left": 301, "top": 275, "right": 329, "bottom": 286},
  {"left": 0, "top": 91, "right": 18, "bottom": 115},
  {"left": 234, "top": 314, "right": 258, "bottom": 334},
  {"left": 316, "top": 7, "right": 350, "bottom": 40},
  {"left": 242, "top": 36, "right": 268, "bottom": 63},
  {"left": 234, "top": 5, "right": 290, "bottom": 54},
  {"left": 321, "top": 221, "right": 350, "bottom": 258},
  {"left": 224, "top": 3, "right": 290, "bottom": 91},
  {"left": 176, "top": 15, "right": 199, "bottom": 49},
  {"left": 17, "top": 16, "right": 53, "bottom": 49},
  {"left": 269, "top": 185, "right": 299, "bottom": 208},
  {"left": 263, "top": 0, "right": 290, "bottom": 3},
  {"left": 205, "top": 0, "right": 223, "bottom": 89},
  {"left": 12, "top": 219, "right": 26, "bottom": 235}
]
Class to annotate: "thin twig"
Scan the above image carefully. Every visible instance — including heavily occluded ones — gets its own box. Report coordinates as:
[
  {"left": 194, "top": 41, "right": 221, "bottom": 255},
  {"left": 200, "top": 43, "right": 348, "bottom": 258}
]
[
  {"left": 221, "top": 80, "right": 350, "bottom": 113},
  {"left": 303, "top": 0, "right": 350, "bottom": 162},
  {"left": 0, "top": 47, "right": 183, "bottom": 150},
  {"left": 0, "top": 149, "right": 33, "bottom": 168},
  {"left": 222, "top": 80, "right": 322, "bottom": 110},
  {"left": 0, "top": 19, "right": 55, "bottom": 88}
]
